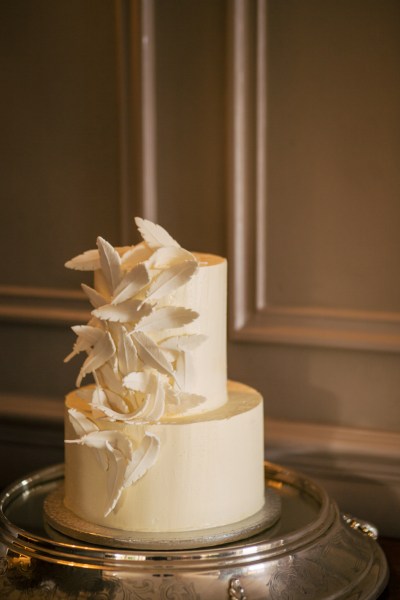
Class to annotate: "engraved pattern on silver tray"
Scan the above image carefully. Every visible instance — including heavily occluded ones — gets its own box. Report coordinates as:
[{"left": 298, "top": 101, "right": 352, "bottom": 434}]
[{"left": 0, "top": 462, "right": 389, "bottom": 599}]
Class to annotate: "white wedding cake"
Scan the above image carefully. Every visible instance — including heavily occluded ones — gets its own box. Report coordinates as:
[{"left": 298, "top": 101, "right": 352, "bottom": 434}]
[{"left": 63, "top": 218, "right": 265, "bottom": 534}]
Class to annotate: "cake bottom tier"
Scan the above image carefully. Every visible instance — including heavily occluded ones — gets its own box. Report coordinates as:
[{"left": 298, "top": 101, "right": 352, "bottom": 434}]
[{"left": 64, "top": 381, "right": 265, "bottom": 533}]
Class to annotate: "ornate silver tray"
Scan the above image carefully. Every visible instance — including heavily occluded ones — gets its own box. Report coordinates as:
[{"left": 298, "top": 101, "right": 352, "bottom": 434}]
[{"left": 0, "top": 462, "right": 388, "bottom": 599}]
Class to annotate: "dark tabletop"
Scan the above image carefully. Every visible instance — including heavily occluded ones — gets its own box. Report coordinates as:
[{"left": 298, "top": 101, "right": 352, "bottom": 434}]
[{"left": 379, "top": 538, "right": 400, "bottom": 599}]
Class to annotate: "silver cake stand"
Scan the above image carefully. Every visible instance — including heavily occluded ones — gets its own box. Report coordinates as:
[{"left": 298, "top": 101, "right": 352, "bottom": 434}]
[{"left": 0, "top": 462, "right": 388, "bottom": 599}]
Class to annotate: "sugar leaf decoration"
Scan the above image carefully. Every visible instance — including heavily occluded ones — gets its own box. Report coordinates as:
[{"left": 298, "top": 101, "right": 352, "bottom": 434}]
[
  {"left": 81, "top": 284, "right": 108, "bottom": 309},
  {"left": 135, "top": 306, "right": 199, "bottom": 333},
  {"left": 123, "top": 432, "right": 160, "bottom": 488},
  {"left": 165, "top": 389, "right": 206, "bottom": 415},
  {"left": 148, "top": 246, "right": 196, "bottom": 268},
  {"left": 64, "top": 325, "right": 104, "bottom": 363},
  {"left": 131, "top": 331, "right": 175, "bottom": 379},
  {"left": 68, "top": 407, "right": 98, "bottom": 437},
  {"left": 121, "top": 242, "right": 153, "bottom": 270},
  {"left": 117, "top": 327, "right": 140, "bottom": 375},
  {"left": 143, "top": 260, "right": 198, "bottom": 304},
  {"left": 65, "top": 217, "right": 208, "bottom": 515},
  {"left": 76, "top": 331, "right": 116, "bottom": 386},
  {"left": 97, "top": 236, "right": 121, "bottom": 294},
  {"left": 112, "top": 263, "right": 150, "bottom": 305},
  {"left": 67, "top": 428, "right": 160, "bottom": 515},
  {"left": 135, "top": 216, "right": 180, "bottom": 249},
  {"left": 65, "top": 249, "right": 100, "bottom": 271},
  {"left": 92, "top": 299, "right": 152, "bottom": 323},
  {"left": 159, "top": 334, "right": 207, "bottom": 352}
]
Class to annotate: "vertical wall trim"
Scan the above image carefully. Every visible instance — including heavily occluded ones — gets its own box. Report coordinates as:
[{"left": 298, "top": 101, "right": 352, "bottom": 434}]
[
  {"left": 116, "top": 0, "right": 157, "bottom": 244},
  {"left": 255, "top": 0, "right": 268, "bottom": 312},
  {"left": 227, "top": 0, "right": 400, "bottom": 352},
  {"left": 115, "top": 0, "right": 131, "bottom": 244},
  {"left": 0, "top": 2, "right": 159, "bottom": 324},
  {"left": 139, "top": 0, "right": 158, "bottom": 222},
  {"left": 228, "top": 0, "right": 253, "bottom": 333}
]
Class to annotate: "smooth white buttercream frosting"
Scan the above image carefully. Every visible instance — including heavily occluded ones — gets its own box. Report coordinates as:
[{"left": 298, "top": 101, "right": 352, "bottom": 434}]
[{"left": 65, "top": 381, "right": 264, "bottom": 532}]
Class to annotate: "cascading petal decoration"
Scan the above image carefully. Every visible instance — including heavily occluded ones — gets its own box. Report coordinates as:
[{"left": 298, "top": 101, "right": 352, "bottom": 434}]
[{"left": 64, "top": 217, "right": 207, "bottom": 515}]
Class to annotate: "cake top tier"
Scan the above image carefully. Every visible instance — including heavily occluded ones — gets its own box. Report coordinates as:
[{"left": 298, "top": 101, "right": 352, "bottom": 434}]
[{"left": 65, "top": 217, "right": 227, "bottom": 420}]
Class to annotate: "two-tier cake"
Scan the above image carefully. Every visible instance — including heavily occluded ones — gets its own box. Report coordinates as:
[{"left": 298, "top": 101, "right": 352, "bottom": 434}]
[{"left": 62, "top": 218, "right": 267, "bottom": 537}]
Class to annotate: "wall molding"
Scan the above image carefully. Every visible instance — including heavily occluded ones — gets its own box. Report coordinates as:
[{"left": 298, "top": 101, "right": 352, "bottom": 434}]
[
  {"left": 227, "top": 0, "right": 400, "bottom": 353},
  {"left": 0, "top": 285, "right": 89, "bottom": 326},
  {"left": 0, "top": 392, "right": 64, "bottom": 424},
  {"left": 266, "top": 418, "right": 400, "bottom": 482},
  {"left": 0, "top": 3, "right": 157, "bottom": 328},
  {"left": 240, "top": 305, "right": 400, "bottom": 352},
  {"left": 116, "top": 0, "right": 158, "bottom": 240}
]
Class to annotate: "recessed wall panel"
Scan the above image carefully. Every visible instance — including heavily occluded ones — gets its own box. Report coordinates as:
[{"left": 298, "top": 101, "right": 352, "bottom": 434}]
[
  {"left": 0, "top": 1, "right": 120, "bottom": 289},
  {"left": 266, "top": 0, "right": 400, "bottom": 313}
]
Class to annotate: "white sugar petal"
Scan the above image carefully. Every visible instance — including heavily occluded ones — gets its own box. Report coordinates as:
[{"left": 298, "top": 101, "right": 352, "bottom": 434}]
[
  {"left": 97, "top": 236, "right": 122, "bottom": 294},
  {"left": 90, "top": 386, "right": 131, "bottom": 421},
  {"left": 121, "top": 242, "right": 153, "bottom": 270},
  {"left": 149, "top": 246, "right": 196, "bottom": 268},
  {"left": 64, "top": 346, "right": 83, "bottom": 364},
  {"left": 132, "top": 393, "right": 158, "bottom": 421},
  {"left": 105, "top": 390, "right": 130, "bottom": 414},
  {"left": 72, "top": 325, "right": 104, "bottom": 346},
  {"left": 144, "top": 260, "right": 198, "bottom": 303},
  {"left": 90, "top": 400, "right": 131, "bottom": 422},
  {"left": 103, "top": 432, "right": 133, "bottom": 515},
  {"left": 135, "top": 217, "right": 180, "bottom": 249},
  {"left": 124, "top": 432, "right": 160, "bottom": 488},
  {"left": 67, "top": 408, "right": 99, "bottom": 437},
  {"left": 165, "top": 390, "right": 206, "bottom": 415},
  {"left": 97, "top": 362, "right": 126, "bottom": 396},
  {"left": 93, "top": 299, "right": 152, "bottom": 323},
  {"left": 123, "top": 371, "right": 150, "bottom": 392},
  {"left": 112, "top": 263, "right": 150, "bottom": 305},
  {"left": 75, "top": 430, "right": 128, "bottom": 450},
  {"left": 175, "top": 353, "right": 186, "bottom": 389},
  {"left": 133, "top": 373, "right": 165, "bottom": 421},
  {"left": 90, "top": 385, "right": 108, "bottom": 407},
  {"left": 88, "top": 380, "right": 148, "bottom": 422},
  {"left": 68, "top": 429, "right": 132, "bottom": 515},
  {"left": 135, "top": 306, "right": 199, "bottom": 333},
  {"left": 65, "top": 249, "right": 100, "bottom": 271},
  {"left": 64, "top": 325, "right": 104, "bottom": 362},
  {"left": 117, "top": 327, "right": 140, "bottom": 375},
  {"left": 131, "top": 331, "right": 175, "bottom": 378},
  {"left": 76, "top": 331, "right": 116, "bottom": 386},
  {"left": 105, "top": 448, "right": 128, "bottom": 515},
  {"left": 65, "top": 422, "right": 109, "bottom": 471},
  {"left": 159, "top": 334, "right": 207, "bottom": 351},
  {"left": 81, "top": 283, "right": 108, "bottom": 309}
]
